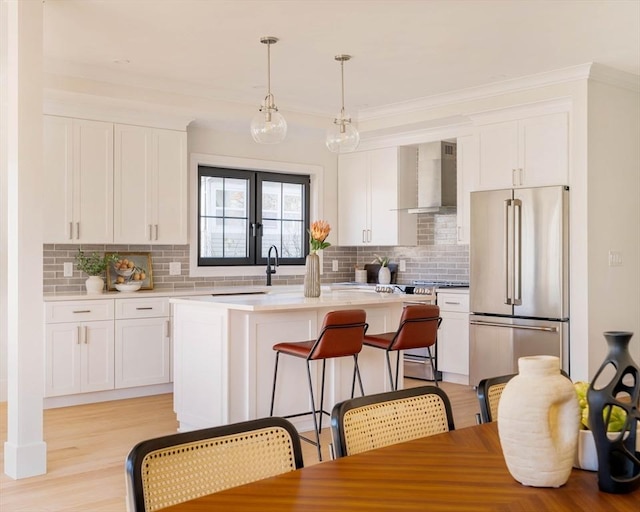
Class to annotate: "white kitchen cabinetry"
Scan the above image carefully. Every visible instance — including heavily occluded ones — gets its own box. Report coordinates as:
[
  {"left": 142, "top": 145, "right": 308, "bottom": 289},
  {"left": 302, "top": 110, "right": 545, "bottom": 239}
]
[
  {"left": 114, "top": 124, "right": 187, "bottom": 244},
  {"left": 437, "top": 291, "right": 469, "bottom": 384},
  {"left": 477, "top": 112, "right": 568, "bottom": 190},
  {"left": 455, "top": 135, "right": 478, "bottom": 245},
  {"left": 43, "top": 115, "right": 114, "bottom": 243},
  {"left": 114, "top": 297, "right": 171, "bottom": 388},
  {"left": 338, "top": 147, "right": 417, "bottom": 247},
  {"left": 45, "top": 300, "right": 115, "bottom": 397}
]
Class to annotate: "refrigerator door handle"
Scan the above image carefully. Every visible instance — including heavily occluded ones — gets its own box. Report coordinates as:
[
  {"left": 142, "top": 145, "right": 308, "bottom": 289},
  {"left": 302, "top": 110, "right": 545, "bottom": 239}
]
[
  {"left": 513, "top": 198, "right": 522, "bottom": 305},
  {"left": 470, "top": 319, "right": 559, "bottom": 333},
  {"left": 504, "top": 199, "right": 511, "bottom": 305}
]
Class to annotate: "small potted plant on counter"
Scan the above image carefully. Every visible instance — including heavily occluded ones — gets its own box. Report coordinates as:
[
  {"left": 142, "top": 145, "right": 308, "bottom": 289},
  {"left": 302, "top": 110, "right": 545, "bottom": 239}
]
[
  {"left": 373, "top": 254, "right": 391, "bottom": 284},
  {"left": 75, "top": 249, "right": 118, "bottom": 294}
]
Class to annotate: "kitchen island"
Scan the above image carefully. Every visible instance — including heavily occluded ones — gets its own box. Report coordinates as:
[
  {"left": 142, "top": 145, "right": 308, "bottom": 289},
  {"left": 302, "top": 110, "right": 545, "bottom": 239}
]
[{"left": 171, "top": 288, "right": 428, "bottom": 432}]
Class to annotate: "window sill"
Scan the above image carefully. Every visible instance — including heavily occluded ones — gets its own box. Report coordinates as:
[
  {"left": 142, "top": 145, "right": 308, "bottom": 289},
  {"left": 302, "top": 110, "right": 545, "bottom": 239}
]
[{"left": 189, "top": 264, "right": 310, "bottom": 279}]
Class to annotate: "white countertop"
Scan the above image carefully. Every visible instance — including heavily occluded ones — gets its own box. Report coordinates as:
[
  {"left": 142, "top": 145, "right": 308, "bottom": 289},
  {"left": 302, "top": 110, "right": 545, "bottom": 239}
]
[
  {"left": 170, "top": 287, "right": 430, "bottom": 312},
  {"left": 42, "top": 285, "right": 298, "bottom": 302}
]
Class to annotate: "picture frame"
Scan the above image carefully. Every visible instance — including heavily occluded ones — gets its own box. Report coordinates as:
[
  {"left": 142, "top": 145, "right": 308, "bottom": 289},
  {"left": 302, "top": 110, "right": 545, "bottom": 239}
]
[{"left": 106, "top": 252, "right": 153, "bottom": 291}]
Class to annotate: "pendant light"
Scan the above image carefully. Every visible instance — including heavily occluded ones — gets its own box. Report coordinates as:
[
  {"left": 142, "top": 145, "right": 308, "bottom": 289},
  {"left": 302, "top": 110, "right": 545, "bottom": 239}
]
[
  {"left": 326, "top": 54, "right": 360, "bottom": 153},
  {"left": 250, "top": 36, "right": 287, "bottom": 144}
]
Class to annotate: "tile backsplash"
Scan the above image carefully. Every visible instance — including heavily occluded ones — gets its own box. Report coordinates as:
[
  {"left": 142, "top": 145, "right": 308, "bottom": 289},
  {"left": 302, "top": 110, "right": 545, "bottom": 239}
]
[{"left": 43, "top": 210, "right": 468, "bottom": 293}]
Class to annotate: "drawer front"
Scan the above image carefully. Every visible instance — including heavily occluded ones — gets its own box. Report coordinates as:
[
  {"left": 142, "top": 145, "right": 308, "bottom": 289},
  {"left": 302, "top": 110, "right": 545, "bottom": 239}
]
[
  {"left": 46, "top": 300, "right": 114, "bottom": 323},
  {"left": 115, "top": 297, "right": 169, "bottom": 319},
  {"left": 437, "top": 293, "right": 470, "bottom": 312}
]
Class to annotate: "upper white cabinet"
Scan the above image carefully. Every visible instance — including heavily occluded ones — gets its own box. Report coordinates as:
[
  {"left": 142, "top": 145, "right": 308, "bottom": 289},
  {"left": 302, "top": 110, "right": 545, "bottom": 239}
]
[
  {"left": 476, "top": 111, "right": 569, "bottom": 190},
  {"left": 455, "top": 134, "right": 478, "bottom": 245},
  {"left": 338, "top": 147, "right": 417, "bottom": 247},
  {"left": 114, "top": 125, "right": 187, "bottom": 244},
  {"left": 43, "top": 116, "right": 114, "bottom": 243}
]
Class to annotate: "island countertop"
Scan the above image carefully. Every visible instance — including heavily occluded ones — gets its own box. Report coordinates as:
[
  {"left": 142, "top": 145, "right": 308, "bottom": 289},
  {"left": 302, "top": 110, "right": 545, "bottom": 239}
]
[{"left": 169, "top": 287, "right": 430, "bottom": 312}]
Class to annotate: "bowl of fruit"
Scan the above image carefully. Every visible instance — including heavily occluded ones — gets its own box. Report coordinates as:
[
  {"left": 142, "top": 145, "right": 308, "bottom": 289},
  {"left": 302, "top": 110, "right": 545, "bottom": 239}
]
[{"left": 113, "top": 257, "right": 147, "bottom": 292}]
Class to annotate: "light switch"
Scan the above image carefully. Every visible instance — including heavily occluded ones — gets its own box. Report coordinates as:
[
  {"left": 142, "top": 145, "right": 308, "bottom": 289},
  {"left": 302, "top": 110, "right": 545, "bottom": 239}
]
[
  {"left": 169, "top": 262, "right": 181, "bottom": 275},
  {"left": 63, "top": 262, "right": 73, "bottom": 277},
  {"left": 608, "top": 250, "right": 623, "bottom": 267},
  {"left": 399, "top": 260, "right": 406, "bottom": 272},
  {"left": 332, "top": 260, "right": 339, "bottom": 272}
]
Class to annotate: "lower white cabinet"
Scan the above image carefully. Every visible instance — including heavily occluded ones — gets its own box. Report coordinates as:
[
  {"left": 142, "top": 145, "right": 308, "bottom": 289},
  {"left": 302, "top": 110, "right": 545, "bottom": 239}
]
[
  {"left": 45, "top": 297, "right": 171, "bottom": 400},
  {"left": 115, "top": 297, "right": 171, "bottom": 388},
  {"left": 437, "top": 291, "right": 470, "bottom": 382},
  {"left": 45, "top": 301, "right": 115, "bottom": 397}
]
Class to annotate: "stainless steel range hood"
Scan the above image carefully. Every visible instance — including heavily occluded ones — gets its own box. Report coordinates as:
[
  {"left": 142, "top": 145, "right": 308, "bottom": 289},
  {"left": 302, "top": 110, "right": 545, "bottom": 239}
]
[{"left": 408, "top": 141, "right": 457, "bottom": 214}]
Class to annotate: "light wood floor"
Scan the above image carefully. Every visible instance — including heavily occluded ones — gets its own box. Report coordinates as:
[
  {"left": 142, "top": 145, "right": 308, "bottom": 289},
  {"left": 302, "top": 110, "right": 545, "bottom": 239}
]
[{"left": 0, "top": 379, "right": 479, "bottom": 511}]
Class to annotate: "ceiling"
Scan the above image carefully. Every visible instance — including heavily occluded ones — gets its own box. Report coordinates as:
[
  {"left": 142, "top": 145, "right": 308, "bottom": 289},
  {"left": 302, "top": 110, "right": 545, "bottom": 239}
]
[{"left": 43, "top": 0, "right": 640, "bottom": 120}]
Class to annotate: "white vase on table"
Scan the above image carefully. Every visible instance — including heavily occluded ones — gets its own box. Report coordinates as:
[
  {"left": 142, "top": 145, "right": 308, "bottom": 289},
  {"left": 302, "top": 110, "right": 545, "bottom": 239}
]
[{"left": 497, "top": 355, "right": 580, "bottom": 487}]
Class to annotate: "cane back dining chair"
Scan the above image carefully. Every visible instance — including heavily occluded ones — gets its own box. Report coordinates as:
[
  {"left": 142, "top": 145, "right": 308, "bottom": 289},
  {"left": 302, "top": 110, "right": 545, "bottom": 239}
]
[
  {"left": 330, "top": 385, "right": 455, "bottom": 458},
  {"left": 270, "top": 309, "right": 368, "bottom": 461},
  {"left": 125, "top": 417, "right": 304, "bottom": 512},
  {"left": 476, "top": 369, "right": 571, "bottom": 423},
  {"left": 363, "top": 304, "right": 441, "bottom": 390}
]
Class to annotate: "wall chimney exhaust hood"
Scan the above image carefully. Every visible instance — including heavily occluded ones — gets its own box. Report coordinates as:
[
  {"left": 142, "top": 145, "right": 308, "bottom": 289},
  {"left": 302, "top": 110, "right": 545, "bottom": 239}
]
[{"left": 408, "top": 141, "right": 457, "bottom": 214}]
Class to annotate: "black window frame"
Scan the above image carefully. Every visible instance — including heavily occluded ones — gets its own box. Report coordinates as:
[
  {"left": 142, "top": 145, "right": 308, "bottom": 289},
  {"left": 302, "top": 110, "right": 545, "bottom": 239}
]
[{"left": 197, "top": 166, "right": 310, "bottom": 267}]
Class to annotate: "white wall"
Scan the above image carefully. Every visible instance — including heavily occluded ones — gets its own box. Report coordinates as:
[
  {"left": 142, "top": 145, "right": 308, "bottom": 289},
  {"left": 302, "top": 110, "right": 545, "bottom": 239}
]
[{"left": 586, "top": 79, "right": 640, "bottom": 374}]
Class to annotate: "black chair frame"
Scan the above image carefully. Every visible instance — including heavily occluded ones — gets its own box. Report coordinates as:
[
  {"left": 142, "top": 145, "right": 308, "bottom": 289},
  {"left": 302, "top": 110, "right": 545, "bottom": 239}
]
[
  {"left": 269, "top": 320, "right": 368, "bottom": 461},
  {"left": 330, "top": 385, "right": 455, "bottom": 459},
  {"left": 125, "top": 416, "right": 304, "bottom": 512},
  {"left": 382, "top": 316, "right": 442, "bottom": 391}
]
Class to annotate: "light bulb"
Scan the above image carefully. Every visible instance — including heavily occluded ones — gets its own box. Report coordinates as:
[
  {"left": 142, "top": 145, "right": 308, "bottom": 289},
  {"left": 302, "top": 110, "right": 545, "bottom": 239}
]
[{"left": 250, "top": 109, "right": 287, "bottom": 144}]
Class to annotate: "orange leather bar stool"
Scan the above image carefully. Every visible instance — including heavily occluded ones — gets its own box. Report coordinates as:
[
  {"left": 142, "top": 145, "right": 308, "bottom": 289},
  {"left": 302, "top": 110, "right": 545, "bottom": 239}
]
[
  {"left": 364, "top": 304, "right": 441, "bottom": 391},
  {"left": 269, "top": 309, "right": 368, "bottom": 461}
]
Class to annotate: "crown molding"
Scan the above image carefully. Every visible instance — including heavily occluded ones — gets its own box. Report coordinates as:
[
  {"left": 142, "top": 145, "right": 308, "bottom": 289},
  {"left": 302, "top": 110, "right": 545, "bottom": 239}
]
[
  {"left": 43, "top": 89, "right": 194, "bottom": 130},
  {"left": 588, "top": 63, "right": 640, "bottom": 92},
  {"left": 358, "top": 63, "right": 594, "bottom": 123}
]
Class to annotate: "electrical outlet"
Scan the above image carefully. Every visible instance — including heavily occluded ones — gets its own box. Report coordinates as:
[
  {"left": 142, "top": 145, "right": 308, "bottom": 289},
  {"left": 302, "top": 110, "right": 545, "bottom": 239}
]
[
  {"left": 63, "top": 262, "right": 73, "bottom": 277},
  {"left": 332, "top": 260, "right": 339, "bottom": 272},
  {"left": 169, "top": 262, "right": 181, "bottom": 275},
  {"left": 399, "top": 260, "right": 406, "bottom": 272}
]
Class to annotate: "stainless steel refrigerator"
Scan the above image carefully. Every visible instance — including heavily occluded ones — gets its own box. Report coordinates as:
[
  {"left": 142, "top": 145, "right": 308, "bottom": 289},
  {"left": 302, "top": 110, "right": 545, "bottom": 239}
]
[{"left": 469, "top": 185, "right": 569, "bottom": 386}]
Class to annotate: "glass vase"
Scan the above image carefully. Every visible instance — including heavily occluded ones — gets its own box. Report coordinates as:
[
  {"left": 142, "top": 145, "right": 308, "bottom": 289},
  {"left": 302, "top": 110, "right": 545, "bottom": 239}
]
[
  {"left": 587, "top": 331, "right": 640, "bottom": 494},
  {"left": 303, "top": 253, "right": 321, "bottom": 298}
]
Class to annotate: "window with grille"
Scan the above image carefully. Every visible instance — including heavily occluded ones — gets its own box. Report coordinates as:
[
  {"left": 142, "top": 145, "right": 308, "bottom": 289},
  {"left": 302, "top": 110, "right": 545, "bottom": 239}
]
[{"left": 198, "top": 166, "right": 310, "bottom": 266}]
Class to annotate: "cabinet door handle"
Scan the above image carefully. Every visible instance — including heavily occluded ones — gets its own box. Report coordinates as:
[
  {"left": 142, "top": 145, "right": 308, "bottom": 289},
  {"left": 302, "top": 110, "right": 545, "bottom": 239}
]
[
  {"left": 444, "top": 301, "right": 461, "bottom": 305},
  {"left": 518, "top": 168, "right": 524, "bottom": 186},
  {"left": 367, "top": 229, "right": 371, "bottom": 243},
  {"left": 76, "top": 326, "right": 81, "bottom": 344},
  {"left": 148, "top": 224, "right": 153, "bottom": 240},
  {"left": 73, "top": 310, "right": 91, "bottom": 314},
  {"left": 165, "top": 319, "right": 171, "bottom": 338},
  {"left": 83, "top": 325, "right": 88, "bottom": 344},
  {"left": 512, "top": 168, "right": 517, "bottom": 186},
  {"left": 136, "top": 307, "right": 153, "bottom": 310},
  {"left": 362, "top": 229, "right": 366, "bottom": 243},
  {"left": 155, "top": 224, "right": 159, "bottom": 240},
  {"left": 76, "top": 222, "right": 80, "bottom": 239},
  {"left": 69, "top": 222, "right": 73, "bottom": 240},
  {"left": 457, "top": 226, "right": 462, "bottom": 242}
]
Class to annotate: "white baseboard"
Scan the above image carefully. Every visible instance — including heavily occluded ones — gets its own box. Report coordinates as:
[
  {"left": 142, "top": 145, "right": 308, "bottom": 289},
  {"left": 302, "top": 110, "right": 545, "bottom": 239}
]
[{"left": 43, "top": 383, "right": 173, "bottom": 409}]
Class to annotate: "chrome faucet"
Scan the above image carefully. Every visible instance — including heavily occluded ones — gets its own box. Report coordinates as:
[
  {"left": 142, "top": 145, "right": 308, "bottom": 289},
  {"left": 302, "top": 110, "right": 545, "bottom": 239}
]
[{"left": 266, "top": 245, "right": 279, "bottom": 286}]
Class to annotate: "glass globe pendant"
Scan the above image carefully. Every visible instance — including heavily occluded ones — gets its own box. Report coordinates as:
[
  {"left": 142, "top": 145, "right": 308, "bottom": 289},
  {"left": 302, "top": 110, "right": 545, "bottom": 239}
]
[
  {"left": 251, "top": 37, "right": 287, "bottom": 144},
  {"left": 326, "top": 55, "right": 360, "bottom": 153}
]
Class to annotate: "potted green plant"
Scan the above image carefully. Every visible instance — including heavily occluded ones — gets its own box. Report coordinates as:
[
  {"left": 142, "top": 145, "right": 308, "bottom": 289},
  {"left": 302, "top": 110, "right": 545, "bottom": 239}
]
[
  {"left": 75, "top": 249, "right": 118, "bottom": 294},
  {"left": 573, "top": 381, "right": 629, "bottom": 471}
]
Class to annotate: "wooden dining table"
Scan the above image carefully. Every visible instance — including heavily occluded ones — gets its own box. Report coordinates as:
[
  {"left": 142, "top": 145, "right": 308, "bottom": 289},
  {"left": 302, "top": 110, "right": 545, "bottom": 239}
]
[{"left": 162, "top": 422, "right": 638, "bottom": 511}]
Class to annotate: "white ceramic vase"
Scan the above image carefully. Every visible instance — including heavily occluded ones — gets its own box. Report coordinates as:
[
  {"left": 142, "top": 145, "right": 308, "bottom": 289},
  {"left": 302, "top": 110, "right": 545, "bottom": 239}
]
[
  {"left": 497, "top": 355, "right": 580, "bottom": 487},
  {"left": 85, "top": 276, "right": 105, "bottom": 294},
  {"left": 378, "top": 266, "right": 391, "bottom": 285}
]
